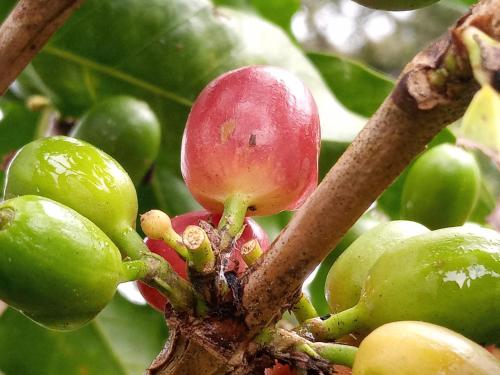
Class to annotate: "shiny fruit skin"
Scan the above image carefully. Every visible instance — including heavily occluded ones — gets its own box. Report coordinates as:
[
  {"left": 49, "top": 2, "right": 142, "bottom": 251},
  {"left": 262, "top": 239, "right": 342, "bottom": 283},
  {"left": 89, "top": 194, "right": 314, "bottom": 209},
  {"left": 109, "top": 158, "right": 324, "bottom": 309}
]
[
  {"left": 352, "top": 0, "right": 439, "bottom": 11},
  {"left": 325, "top": 220, "right": 429, "bottom": 313},
  {"left": 138, "top": 211, "right": 270, "bottom": 311},
  {"left": 353, "top": 321, "right": 500, "bottom": 375},
  {"left": 181, "top": 65, "right": 320, "bottom": 216},
  {"left": 356, "top": 226, "right": 500, "bottom": 343},
  {"left": 70, "top": 96, "right": 161, "bottom": 185},
  {"left": 0, "top": 195, "right": 124, "bottom": 330},
  {"left": 401, "top": 144, "right": 481, "bottom": 230},
  {"left": 3, "top": 136, "right": 138, "bottom": 241}
]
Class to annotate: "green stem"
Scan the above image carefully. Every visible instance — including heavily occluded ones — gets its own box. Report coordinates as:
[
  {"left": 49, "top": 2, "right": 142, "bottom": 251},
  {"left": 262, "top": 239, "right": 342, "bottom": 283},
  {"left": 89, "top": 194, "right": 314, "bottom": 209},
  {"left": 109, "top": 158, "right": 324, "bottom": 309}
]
[
  {"left": 310, "top": 342, "right": 357, "bottom": 367},
  {"left": 292, "top": 294, "right": 318, "bottom": 323},
  {"left": 116, "top": 228, "right": 205, "bottom": 313},
  {"left": 305, "top": 305, "right": 362, "bottom": 341},
  {"left": 183, "top": 225, "right": 215, "bottom": 273},
  {"left": 241, "top": 239, "right": 263, "bottom": 266},
  {"left": 121, "top": 260, "right": 149, "bottom": 282},
  {"left": 218, "top": 193, "right": 249, "bottom": 248},
  {"left": 259, "top": 328, "right": 357, "bottom": 368},
  {"left": 142, "top": 253, "right": 205, "bottom": 313},
  {"left": 162, "top": 227, "right": 189, "bottom": 260},
  {"left": 115, "top": 226, "right": 150, "bottom": 260}
]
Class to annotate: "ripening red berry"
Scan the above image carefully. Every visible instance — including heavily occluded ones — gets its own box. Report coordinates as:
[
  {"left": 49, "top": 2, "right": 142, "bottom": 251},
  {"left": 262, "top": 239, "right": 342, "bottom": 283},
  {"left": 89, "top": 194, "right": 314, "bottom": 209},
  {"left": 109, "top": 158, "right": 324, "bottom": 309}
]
[
  {"left": 264, "top": 362, "right": 296, "bottom": 375},
  {"left": 181, "top": 65, "right": 320, "bottom": 217},
  {"left": 137, "top": 211, "right": 270, "bottom": 312}
]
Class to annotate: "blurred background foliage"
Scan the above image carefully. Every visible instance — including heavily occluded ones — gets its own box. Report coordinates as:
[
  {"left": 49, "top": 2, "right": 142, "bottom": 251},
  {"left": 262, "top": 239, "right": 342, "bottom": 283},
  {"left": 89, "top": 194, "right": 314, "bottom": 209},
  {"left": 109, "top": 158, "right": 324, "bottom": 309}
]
[{"left": 0, "top": 0, "right": 497, "bottom": 374}]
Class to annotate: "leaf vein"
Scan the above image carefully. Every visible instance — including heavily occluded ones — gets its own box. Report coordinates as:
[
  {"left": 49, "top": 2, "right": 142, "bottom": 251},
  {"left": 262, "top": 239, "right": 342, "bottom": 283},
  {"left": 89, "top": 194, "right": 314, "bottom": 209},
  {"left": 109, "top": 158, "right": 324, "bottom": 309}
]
[{"left": 42, "top": 46, "right": 193, "bottom": 107}]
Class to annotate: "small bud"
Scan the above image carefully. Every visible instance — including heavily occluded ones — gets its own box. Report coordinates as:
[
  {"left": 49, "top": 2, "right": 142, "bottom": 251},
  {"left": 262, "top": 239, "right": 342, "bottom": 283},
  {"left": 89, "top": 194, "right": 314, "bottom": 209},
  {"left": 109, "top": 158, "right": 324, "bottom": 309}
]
[
  {"left": 140, "top": 210, "right": 172, "bottom": 240},
  {"left": 26, "top": 95, "right": 51, "bottom": 112}
]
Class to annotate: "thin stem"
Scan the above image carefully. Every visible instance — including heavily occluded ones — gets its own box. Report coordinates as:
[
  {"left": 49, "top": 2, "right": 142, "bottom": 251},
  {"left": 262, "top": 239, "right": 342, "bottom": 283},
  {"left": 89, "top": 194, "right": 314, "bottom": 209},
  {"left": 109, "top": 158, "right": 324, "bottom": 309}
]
[
  {"left": 142, "top": 253, "right": 203, "bottom": 313},
  {"left": 241, "top": 239, "right": 263, "bottom": 266},
  {"left": 310, "top": 342, "right": 357, "bottom": 367},
  {"left": 121, "top": 259, "right": 149, "bottom": 282},
  {"left": 262, "top": 328, "right": 358, "bottom": 368},
  {"left": 291, "top": 294, "right": 318, "bottom": 323},
  {"left": 115, "top": 226, "right": 202, "bottom": 313},
  {"left": 218, "top": 193, "right": 249, "bottom": 248},
  {"left": 303, "top": 306, "right": 363, "bottom": 341},
  {"left": 115, "top": 226, "right": 150, "bottom": 260},
  {"left": 182, "top": 225, "right": 215, "bottom": 273}
]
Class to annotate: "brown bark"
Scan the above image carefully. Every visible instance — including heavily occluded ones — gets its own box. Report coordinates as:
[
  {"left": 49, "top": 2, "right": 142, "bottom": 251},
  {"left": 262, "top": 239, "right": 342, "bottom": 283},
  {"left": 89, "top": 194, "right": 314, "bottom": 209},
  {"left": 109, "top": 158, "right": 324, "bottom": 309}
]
[
  {"left": 242, "top": 0, "right": 499, "bottom": 330},
  {"left": 0, "top": 0, "right": 84, "bottom": 95}
]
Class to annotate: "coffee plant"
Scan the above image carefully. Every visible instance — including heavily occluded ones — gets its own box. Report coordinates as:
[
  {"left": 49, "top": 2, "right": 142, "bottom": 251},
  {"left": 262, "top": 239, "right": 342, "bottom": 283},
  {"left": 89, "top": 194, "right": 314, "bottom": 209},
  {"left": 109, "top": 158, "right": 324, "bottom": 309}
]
[{"left": 0, "top": 0, "right": 499, "bottom": 374}]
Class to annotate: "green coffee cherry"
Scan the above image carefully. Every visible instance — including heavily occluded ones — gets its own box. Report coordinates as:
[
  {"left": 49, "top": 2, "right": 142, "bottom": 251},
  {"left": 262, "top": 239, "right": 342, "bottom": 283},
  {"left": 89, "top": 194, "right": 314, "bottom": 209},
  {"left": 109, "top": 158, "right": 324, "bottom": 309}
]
[
  {"left": 325, "top": 220, "right": 429, "bottom": 313},
  {"left": 318, "top": 226, "right": 500, "bottom": 344},
  {"left": 0, "top": 195, "right": 124, "bottom": 330},
  {"left": 70, "top": 96, "right": 161, "bottom": 185},
  {"left": 351, "top": 0, "right": 439, "bottom": 11},
  {"left": 3, "top": 136, "right": 145, "bottom": 259},
  {"left": 353, "top": 321, "right": 500, "bottom": 375},
  {"left": 401, "top": 144, "right": 481, "bottom": 229},
  {"left": 306, "top": 212, "right": 381, "bottom": 316}
]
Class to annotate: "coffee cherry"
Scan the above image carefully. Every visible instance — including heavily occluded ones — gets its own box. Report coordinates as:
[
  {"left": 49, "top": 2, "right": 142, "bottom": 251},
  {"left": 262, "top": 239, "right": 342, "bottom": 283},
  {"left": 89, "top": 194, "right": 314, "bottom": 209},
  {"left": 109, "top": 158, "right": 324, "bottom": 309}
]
[
  {"left": 181, "top": 66, "right": 320, "bottom": 225},
  {"left": 401, "top": 144, "right": 481, "bottom": 230},
  {"left": 70, "top": 96, "right": 161, "bottom": 185},
  {"left": 353, "top": 321, "right": 500, "bottom": 374},
  {"left": 138, "top": 210, "right": 269, "bottom": 311},
  {"left": 325, "top": 220, "right": 429, "bottom": 313},
  {"left": 3, "top": 136, "right": 146, "bottom": 260},
  {"left": 318, "top": 226, "right": 500, "bottom": 343},
  {"left": 0, "top": 195, "right": 125, "bottom": 330}
]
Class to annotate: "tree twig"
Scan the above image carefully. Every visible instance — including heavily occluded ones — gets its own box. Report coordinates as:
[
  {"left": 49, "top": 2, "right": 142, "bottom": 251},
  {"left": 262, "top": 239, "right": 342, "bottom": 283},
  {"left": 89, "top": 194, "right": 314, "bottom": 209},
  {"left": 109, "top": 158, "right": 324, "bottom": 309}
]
[
  {"left": 242, "top": 0, "right": 500, "bottom": 331},
  {"left": 0, "top": 0, "right": 84, "bottom": 95}
]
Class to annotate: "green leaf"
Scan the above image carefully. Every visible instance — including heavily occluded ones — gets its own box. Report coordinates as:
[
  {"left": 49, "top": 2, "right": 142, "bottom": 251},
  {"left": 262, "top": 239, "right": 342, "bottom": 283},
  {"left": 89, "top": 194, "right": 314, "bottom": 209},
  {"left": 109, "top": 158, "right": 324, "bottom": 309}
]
[
  {"left": 213, "top": 0, "right": 300, "bottom": 33},
  {"left": 0, "top": 99, "right": 39, "bottom": 189},
  {"left": 249, "top": 0, "right": 300, "bottom": 32},
  {"left": 307, "top": 52, "right": 394, "bottom": 118},
  {"left": 0, "top": 294, "right": 167, "bottom": 375}
]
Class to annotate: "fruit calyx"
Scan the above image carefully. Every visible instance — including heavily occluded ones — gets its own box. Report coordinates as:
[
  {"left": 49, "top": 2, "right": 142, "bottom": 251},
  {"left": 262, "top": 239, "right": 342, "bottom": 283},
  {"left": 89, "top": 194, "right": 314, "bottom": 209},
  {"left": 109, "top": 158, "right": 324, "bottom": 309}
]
[{"left": 0, "top": 207, "right": 14, "bottom": 230}]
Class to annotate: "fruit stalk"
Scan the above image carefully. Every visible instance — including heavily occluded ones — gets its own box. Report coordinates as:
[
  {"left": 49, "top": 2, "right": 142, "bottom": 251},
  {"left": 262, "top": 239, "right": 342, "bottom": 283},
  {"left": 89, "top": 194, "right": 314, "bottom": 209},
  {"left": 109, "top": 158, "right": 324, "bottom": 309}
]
[
  {"left": 291, "top": 295, "right": 318, "bottom": 324},
  {"left": 182, "top": 225, "right": 215, "bottom": 273},
  {"left": 242, "top": 0, "right": 500, "bottom": 331},
  {"left": 141, "top": 253, "right": 202, "bottom": 314},
  {"left": 218, "top": 193, "right": 249, "bottom": 249},
  {"left": 0, "top": 0, "right": 84, "bottom": 94},
  {"left": 257, "top": 328, "right": 358, "bottom": 368},
  {"left": 300, "top": 306, "right": 363, "bottom": 341}
]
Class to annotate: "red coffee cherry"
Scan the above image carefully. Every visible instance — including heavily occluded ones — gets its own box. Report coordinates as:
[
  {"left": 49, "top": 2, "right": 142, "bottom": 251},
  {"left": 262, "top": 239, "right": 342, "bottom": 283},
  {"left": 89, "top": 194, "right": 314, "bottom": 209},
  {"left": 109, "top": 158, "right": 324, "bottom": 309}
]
[{"left": 181, "top": 65, "right": 320, "bottom": 217}]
